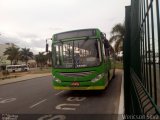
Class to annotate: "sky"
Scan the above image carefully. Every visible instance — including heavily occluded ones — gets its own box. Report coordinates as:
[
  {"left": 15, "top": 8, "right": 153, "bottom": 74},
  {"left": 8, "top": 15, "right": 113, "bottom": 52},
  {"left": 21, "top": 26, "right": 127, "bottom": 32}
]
[{"left": 0, "top": 0, "right": 130, "bottom": 54}]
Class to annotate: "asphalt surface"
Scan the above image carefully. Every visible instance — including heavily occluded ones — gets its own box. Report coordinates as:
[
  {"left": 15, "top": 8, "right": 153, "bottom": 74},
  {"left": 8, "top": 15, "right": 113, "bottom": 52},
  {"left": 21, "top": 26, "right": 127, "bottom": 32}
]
[{"left": 0, "top": 70, "right": 123, "bottom": 120}]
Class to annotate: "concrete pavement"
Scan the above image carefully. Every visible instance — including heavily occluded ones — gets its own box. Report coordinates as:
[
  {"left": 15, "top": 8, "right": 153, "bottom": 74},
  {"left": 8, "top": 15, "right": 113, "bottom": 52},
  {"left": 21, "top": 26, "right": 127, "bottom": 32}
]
[
  {"left": 0, "top": 73, "right": 51, "bottom": 85},
  {"left": 0, "top": 70, "right": 123, "bottom": 114},
  {"left": 0, "top": 70, "right": 124, "bottom": 120}
]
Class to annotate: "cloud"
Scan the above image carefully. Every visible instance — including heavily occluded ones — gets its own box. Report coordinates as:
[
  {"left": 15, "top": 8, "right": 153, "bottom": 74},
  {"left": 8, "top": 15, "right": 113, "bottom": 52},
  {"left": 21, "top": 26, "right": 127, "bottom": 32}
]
[
  {"left": 0, "top": 33, "right": 46, "bottom": 54},
  {"left": 0, "top": 0, "right": 131, "bottom": 54},
  {"left": 18, "top": 33, "right": 39, "bottom": 39}
]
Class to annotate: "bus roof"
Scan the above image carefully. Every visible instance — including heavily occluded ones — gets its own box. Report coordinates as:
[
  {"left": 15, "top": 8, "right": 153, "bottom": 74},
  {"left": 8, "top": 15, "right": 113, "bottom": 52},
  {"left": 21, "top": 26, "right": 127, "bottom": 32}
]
[{"left": 53, "top": 28, "right": 101, "bottom": 41}]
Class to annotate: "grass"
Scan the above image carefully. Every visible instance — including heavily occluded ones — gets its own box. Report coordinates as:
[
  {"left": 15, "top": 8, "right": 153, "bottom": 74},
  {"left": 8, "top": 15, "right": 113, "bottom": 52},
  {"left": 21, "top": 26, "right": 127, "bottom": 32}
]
[
  {"left": 0, "top": 63, "right": 123, "bottom": 79},
  {"left": 29, "top": 67, "right": 52, "bottom": 74},
  {"left": 115, "top": 61, "right": 123, "bottom": 69},
  {"left": 0, "top": 67, "right": 51, "bottom": 79}
]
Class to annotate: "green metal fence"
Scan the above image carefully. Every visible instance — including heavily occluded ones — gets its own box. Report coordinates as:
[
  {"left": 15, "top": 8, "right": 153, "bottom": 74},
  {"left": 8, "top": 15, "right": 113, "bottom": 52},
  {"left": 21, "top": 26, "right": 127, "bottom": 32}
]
[{"left": 124, "top": 0, "right": 160, "bottom": 118}]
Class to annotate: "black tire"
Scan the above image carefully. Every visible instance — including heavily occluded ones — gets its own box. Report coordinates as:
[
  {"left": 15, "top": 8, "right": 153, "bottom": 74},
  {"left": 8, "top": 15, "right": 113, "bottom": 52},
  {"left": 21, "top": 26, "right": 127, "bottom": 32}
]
[
  {"left": 108, "top": 71, "right": 110, "bottom": 81},
  {"left": 112, "top": 68, "right": 115, "bottom": 79}
]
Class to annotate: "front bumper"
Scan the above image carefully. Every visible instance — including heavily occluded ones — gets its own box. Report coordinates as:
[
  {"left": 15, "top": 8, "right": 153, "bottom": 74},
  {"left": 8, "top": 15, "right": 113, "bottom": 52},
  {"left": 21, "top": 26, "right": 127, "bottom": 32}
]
[{"left": 53, "top": 85, "right": 107, "bottom": 90}]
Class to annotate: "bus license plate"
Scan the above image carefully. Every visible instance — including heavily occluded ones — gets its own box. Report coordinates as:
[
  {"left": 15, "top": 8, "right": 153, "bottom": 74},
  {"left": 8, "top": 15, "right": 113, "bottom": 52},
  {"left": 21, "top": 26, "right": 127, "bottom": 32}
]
[{"left": 71, "top": 82, "right": 80, "bottom": 87}]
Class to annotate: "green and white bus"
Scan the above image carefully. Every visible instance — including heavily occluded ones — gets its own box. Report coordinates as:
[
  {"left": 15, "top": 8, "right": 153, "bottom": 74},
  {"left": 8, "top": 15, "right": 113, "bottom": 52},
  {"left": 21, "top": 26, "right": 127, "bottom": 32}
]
[{"left": 50, "top": 28, "right": 115, "bottom": 90}]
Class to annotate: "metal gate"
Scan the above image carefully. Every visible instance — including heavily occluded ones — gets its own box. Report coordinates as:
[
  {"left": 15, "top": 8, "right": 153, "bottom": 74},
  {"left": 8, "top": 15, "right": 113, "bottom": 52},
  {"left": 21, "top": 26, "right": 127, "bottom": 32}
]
[{"left": 124, "top": 0, "right": 160, "bottom": 118}]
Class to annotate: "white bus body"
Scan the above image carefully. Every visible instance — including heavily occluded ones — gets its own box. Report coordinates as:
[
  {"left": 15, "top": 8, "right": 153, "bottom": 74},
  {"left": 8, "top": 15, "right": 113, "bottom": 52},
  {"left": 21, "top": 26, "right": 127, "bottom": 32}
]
[{"left": 6, "top": 65, "right": 29, "bottom": 72}]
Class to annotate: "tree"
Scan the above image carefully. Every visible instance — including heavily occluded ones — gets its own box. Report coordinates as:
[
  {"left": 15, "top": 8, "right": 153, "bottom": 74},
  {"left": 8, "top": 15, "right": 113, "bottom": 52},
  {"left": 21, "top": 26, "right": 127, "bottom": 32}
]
[
  {"left": 3, "top": 46, "right": 20, "bottom": 65},
  {"left": 46, "top": 51, "right": 52, "bottom": 66},
  {"left": 109, "top": 23, "right": 125, "bottom": 54},
  {"left": 20, "top": 48, "right": 33, "bottom": 65},
  {"left": 0, "top": 56, "right": 5, "bottom": 65},
  {"left": 35, "top": 52, "right": 47, "bottom": 69}
]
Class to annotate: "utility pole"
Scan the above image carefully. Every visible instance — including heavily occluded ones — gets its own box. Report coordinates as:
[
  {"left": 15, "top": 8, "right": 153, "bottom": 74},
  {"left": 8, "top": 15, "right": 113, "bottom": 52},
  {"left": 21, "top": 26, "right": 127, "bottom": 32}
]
[{"left": 46, "top": 38, "right": 52, "bottom": 52}]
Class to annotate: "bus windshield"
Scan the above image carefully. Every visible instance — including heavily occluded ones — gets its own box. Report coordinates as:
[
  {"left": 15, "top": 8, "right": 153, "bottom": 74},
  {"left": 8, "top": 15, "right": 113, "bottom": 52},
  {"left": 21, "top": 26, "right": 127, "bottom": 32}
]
[{"left": 53, "top": 39, "right": 101, "bottom": 68}]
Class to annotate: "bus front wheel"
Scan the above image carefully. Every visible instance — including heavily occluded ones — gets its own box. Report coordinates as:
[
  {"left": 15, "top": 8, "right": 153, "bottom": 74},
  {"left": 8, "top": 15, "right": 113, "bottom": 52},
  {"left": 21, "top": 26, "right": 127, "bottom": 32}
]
[
  {"left": 112, "top": 68, "right": 115, "bottom": 79},
  {"left": 108, "top": 71, "right": 110, "bottom": 81}
]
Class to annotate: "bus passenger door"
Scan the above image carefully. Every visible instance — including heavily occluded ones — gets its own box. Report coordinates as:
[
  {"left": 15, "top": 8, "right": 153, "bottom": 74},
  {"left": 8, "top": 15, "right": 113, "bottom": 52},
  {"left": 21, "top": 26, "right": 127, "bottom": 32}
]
[
  {"left": 102, "top": 42, "right": 111, "bottom": 81},
  {"left": 109, "top": 47, "right": 115, "bottom": 79}
]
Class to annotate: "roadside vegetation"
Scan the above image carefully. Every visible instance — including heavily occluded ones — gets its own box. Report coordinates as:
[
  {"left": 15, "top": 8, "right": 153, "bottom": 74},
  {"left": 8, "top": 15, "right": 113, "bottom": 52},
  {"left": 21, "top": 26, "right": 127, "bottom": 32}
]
[
  {"left": 3, "top": 46, "right": 20, "bottom": 65},
  {"left": 115, "top": 61, "right": 123, "bottom": 69},
  {"left": 29, "top": 67, "right": 52, "bottom": 74},
  {"left": 109, "top": 23, "right": 125, "bottom": 54},
  {"left": 109, "top": 23, "right": 125, "bottom": 70},
  {"left": 1, "top": 46, "right": 51, "bottom": 79},
  {"left": 0, "top": 67, "right": 51, "bottom": 80},
  {"left": 3, "top": 45, "right": 51, "bottom": 69},
  {"left": 3, "top": 46, "right": 34, "bottom": 65},
  {"left": 19, "top": 48, "right": 33, "bottom": 65},
  {"left": 35, "top": 52, "right": 48, "bottom": 70},
  {"left": 109, "top": 23, "right": 125, "bottom": 62}
]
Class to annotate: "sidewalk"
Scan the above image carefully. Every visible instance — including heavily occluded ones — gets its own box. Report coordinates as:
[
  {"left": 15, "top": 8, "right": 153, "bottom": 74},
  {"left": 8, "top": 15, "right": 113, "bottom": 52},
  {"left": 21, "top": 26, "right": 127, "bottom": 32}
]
[{"left": 0, "top": 73, "right": 51, "bottom": 85}]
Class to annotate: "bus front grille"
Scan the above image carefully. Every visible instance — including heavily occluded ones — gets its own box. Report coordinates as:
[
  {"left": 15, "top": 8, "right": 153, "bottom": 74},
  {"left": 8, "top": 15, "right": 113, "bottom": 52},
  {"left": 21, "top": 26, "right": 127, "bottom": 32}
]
[{"left": 60, "top": 71, "right": 93, "bottom": 77}]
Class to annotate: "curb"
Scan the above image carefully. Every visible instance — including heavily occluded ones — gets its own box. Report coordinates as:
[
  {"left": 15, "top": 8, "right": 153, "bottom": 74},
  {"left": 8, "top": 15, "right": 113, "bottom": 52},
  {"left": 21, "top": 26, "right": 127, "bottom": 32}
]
[
  {"left": 0, "top": 75, "right": 17, "bottom": 80},
  {"left": 0, "top": 74, "right": 51, "bottom": 86},
  {"left": 118, "top": 70, "right": 124, "bottom": 120}
]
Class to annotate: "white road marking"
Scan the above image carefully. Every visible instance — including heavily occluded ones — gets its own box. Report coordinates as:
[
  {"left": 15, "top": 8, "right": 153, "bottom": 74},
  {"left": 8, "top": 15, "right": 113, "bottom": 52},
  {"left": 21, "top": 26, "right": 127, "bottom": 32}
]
[
  {"left": 55, "top": 90, "right": 64, "bottom": 96},
  {"left": 118, "top": 71, "right": 124, "bottom": 115},
  {"left": 56, "top": 104, "right": 80, "bottom": 110},
  {"left": 0, "top": 98, "right": 16, "bottom": 103},
  {"left": 30, "top": 99, "right": 47, "bottom": 108},
  {"left": 38, "top": 115, "right": 66, "bottom": 120},
  {"left": 67, "top": 97, "right": 86, "bottom": 102}
]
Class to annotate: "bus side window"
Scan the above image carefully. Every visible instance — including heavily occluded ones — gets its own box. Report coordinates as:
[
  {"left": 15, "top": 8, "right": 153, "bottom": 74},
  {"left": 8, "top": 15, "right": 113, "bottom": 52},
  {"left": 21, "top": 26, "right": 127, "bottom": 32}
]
[
  {"left": 94, "top": 41, "right": 99, "bottom": 58},
  {"left": 102, "top": 43, "right": 107, "bottom": 58},
  {"left": 104, "top": 39, "right": 110, "bottom": 57}
]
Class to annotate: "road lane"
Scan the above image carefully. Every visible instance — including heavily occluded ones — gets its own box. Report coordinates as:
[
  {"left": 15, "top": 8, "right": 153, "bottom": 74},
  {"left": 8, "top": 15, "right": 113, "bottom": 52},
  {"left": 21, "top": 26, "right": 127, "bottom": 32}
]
[
  {"left": 30, "top": 99, "right": 47, "bottom": 108},
  {"left": 0, "top": 70, "right": 122, "bottom": 116},
  {"left": 0, "top": 76, "right": 55, "bottom": 113}
]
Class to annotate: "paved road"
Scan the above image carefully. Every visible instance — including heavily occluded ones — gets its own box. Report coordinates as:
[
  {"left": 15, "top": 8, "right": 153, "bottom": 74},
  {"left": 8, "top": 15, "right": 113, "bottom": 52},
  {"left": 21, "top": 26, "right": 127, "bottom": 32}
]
[{"left": 0, "top": 70, "right": 123, "bottom": 120}]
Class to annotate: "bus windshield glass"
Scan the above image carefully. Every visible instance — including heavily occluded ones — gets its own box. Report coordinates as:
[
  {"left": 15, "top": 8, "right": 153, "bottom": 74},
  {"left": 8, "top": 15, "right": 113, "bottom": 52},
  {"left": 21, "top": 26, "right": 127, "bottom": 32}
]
[{"left": 53, "top": 39, "right": 101, "bottom": 68}]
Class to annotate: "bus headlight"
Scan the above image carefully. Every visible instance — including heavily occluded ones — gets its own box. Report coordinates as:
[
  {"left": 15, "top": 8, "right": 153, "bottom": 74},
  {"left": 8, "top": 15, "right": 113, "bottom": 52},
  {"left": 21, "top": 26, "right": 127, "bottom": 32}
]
[
  {"left": 53, "top": 76, "right": 61, "bottom": 83},
  {"left": 91, "top": 73, "right": 104, "bottom": 83}
]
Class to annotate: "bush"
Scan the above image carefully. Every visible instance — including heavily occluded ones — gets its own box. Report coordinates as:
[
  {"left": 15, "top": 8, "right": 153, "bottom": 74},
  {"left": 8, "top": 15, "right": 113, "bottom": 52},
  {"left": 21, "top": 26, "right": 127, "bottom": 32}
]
[
  {"left": 2, "top": 70, "right": 9, "bottom": 76},
  {"left": 115, "top": 61, "right": 123, "bottom": 69}
]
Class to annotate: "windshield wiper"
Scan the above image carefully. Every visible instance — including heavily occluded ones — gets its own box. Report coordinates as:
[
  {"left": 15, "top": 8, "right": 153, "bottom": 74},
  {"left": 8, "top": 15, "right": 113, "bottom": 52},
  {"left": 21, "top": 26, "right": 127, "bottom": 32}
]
[
  {"left": 85, "top": 36, "right": 89, "bottom": 41},
  {"left": 59, "top": 39, "right": 63, "bottom": 44}
]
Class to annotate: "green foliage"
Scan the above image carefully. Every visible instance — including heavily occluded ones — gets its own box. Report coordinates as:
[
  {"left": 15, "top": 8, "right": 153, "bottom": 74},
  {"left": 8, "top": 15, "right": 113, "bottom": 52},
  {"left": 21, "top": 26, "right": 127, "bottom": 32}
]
[
  {"left": 20, "top": 48, "right": 33, "bottom": 64},
  {"left": 29, "top": 67, "right": 51, "bottom": 74},
  {"left": 35, "top": 52, "right": 47, "bottom": 70},
  {"left": 109, "top": 23, "right": 125, "bottom": 54},
  {"left": 3, "top": 45, "right": 20, "bottom": 65},
  {"left": 3, "top": 46, "right": 34, "bottom": 65},
  {"left": 115, "top": 61, "right": 123, "bottom": 69},
  {"left": 2, "top": 70, "right": 9, "bottom": 76}
]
